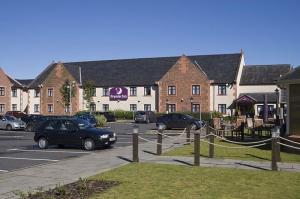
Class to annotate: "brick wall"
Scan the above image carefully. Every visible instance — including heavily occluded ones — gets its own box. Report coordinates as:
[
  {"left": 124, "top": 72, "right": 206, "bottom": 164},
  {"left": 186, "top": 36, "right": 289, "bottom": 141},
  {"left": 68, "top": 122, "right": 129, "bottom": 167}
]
[
  {"left": 40, "top": 63, "right": 79, "bottom": 115},
  {"left": 0, "top": 68, "right": 12, "bottom": 113},
  {"left": 158, "top": 56, "right": 210, "bottom": 112}
]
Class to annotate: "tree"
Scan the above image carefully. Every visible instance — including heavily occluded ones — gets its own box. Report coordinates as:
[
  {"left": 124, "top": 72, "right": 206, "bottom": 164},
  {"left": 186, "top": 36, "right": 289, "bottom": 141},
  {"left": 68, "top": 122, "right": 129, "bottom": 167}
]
[
  {"left": 60, "top": 80, "right": 76, "bottom": 108},
  {"left": 83, "top": 81, "right": 96, "bottom": 112}
]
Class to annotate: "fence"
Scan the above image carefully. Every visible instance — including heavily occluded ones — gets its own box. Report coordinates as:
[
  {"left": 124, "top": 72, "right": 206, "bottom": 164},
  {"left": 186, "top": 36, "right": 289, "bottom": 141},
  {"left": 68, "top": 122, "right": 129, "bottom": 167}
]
[{"left": 131, "top": 125, "right": 300, "bottom": 171}]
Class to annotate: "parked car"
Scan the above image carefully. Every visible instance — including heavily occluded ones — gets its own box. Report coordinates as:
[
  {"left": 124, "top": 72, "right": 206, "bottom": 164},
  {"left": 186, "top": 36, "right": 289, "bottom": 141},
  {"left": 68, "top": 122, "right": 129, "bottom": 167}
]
[
  {"left": 0, "top": 115, "right": 26, "bottom": 130},
  {"left": 74, "top": 113, "right": 97, "bottom": 127},
  {"left": 25, "top": 115, "right": 72, "bottom": 132},
  {"left": 156, "top": 113, "right": 204, "bottom": 130},
  {"left": 93, "top": 111, "right": 116, "bottom": 122},
  {"left": 134, "top": 111, "right": 156, "bottom": 123},
  {"left": 5, "top": 111, "right": 29, "bottom": 123},
  {"left": 34, "top": 118, "right": 116, "bottom": 150}
]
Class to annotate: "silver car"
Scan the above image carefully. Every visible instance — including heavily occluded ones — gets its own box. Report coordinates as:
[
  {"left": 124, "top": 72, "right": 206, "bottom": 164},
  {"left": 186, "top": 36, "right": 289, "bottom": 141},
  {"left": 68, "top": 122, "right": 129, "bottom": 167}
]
[{"left": 0, "top": 115, "right": 26, "bottom": 131}]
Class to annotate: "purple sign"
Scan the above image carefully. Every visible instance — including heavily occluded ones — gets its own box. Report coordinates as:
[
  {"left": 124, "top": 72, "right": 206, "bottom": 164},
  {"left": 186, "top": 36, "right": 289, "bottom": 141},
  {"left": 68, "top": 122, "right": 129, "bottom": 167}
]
[{"left": 109, "top": 87, "right": 128, "bottom": 101}]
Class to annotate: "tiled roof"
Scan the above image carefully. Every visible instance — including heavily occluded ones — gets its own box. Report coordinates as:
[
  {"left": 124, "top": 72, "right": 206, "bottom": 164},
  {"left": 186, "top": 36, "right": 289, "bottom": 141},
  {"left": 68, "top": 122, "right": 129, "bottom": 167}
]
[
  {"left": 239, "top": 92, "right": 277, "bottom": 103},
  {"left": 240, "top": 64, "right": 291, "bottom": 85},
  {"left": 279, "top": 66, "right": 300, "bottom": 82},
  {"left": 15, "top": 79, "right": 34, "bottom": 87},
  {"left": 30, "top": 53, "right": 241, "bottom": 87}
]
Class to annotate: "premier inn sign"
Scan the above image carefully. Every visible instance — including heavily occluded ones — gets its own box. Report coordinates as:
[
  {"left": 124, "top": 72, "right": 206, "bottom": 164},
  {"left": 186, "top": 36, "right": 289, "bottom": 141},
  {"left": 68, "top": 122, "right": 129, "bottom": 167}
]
[{"left": 109, "top": 87, "right": 128, "bottom": 101}]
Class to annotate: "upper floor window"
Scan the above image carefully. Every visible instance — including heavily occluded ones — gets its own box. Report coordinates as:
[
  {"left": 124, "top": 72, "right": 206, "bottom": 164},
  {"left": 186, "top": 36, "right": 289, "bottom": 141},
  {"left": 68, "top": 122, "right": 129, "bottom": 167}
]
[
  {"left": 168, "top": 86, "right": 176, "bottom": 95},
  {"left": 34, "top": 89, "right": 40, "bottom": 97},
  {"left": 12, "top": 104, "right": 17, "bottom": 111},
  {"left": 0, "top": 87, "right": 5, "bottom": 96},
  {"left": 0, "top": 104, "right": 5, "bottom": 113},
  {"left": 47, "top": 88, "right": 53, "bottom": 97},
  {"left": 144, "top": 86, "right": 151, "bottom": 96},
  {"left": 130, "top": 87, "right": 137, "bottom": 96},
  {"left": 103, "top": 88, "right": 109, "bottom": 96},
  {"left": 192, "top": 85, "right": 200, "bottom": 95},
  {"left": 91, "top": 88, "right": 96, "bottom": 97},
  {"left": 12, "top": 89, "right": 17, "bottom": 97},
  {"left": 218, "top": 85, "right": 227, "bottom": 95}
]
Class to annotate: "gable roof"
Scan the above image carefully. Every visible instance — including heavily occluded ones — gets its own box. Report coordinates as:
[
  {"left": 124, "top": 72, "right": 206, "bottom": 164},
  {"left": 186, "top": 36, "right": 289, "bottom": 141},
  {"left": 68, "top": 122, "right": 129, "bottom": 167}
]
[
  {"left": 240, "top": 64, "right": 291, "bottom": 85},
  {"left": 278, "top": 66, "right": 300, "bottom": 83},
  {"left": 16, "top": 79, "right": 34, "bottom": 87},
  {"left": 239, "top": 92, "right": 277, "bottom": 103},
  {"left": 29, "top": 53, "right": 242, "bottom": 88}
]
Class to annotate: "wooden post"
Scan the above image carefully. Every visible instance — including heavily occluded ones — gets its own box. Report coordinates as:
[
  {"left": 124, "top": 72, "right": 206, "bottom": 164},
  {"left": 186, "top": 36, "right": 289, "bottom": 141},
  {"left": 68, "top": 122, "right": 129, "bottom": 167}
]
[
  {"left": 157, "top": 129, "right": 163, "bottom": 155},
  {"left": 186, "top": 126, "right": 191, "bottom": 144},
  {"left": 209, "top": 133, "right": 215, "bottom": 158},
  {"left": 194, "top": 131, "right": 200, "bottom": 166},
  {"left": 276, "top": 136, "right": 281, "bottom": 162},
  {"left": 206, "top": 125, "right": 210, "bottom": 135},
  {"left": 271, "top": 129, "right": 279, "bottom": 171},
  {"left": 132, "top": 125, "right": 139, "bottom": 162}
]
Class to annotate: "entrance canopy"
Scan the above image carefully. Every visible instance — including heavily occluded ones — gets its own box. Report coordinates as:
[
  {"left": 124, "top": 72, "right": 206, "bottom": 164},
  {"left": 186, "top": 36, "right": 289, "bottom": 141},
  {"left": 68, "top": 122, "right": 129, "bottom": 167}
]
[{"left": 228, "top": 95, "right": 256, "bottom": 110}]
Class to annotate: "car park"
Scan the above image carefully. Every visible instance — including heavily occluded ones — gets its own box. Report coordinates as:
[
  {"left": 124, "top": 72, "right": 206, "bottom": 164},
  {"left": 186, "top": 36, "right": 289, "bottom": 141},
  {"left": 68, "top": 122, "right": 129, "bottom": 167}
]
[
  {"left": 134, "top": 111, "right": 156, "bottom": 123},
  {"left": 34, "top": 118, "right": 116, "bottom": 150},
  {"left": 5, "top": 111, "right": 29, "bottom": 123},
  {"left": 0, "top": 115, "right": 26, "bottom": 130},
  {"left": 156, "top": 113, "right": 204, "bottom": 130}
]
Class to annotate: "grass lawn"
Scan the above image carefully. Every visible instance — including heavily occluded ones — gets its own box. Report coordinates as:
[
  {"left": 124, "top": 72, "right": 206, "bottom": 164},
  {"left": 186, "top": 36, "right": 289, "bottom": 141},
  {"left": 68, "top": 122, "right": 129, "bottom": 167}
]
[
  {"left": 163, "top": 138, "right": 300, "bottom": 162},
  {"left": 89, "top": 163, "right": 300, "bottom": 199}
]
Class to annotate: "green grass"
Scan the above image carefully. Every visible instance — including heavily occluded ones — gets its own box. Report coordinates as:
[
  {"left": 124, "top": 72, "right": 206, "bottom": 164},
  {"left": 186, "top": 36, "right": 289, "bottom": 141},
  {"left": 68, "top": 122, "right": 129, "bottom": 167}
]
[
  {"left": 89, "top": 163, "right": 300, "bottom": 199},
  {"left": 163, "top": 138, "right": 300, "bottom": 162}
]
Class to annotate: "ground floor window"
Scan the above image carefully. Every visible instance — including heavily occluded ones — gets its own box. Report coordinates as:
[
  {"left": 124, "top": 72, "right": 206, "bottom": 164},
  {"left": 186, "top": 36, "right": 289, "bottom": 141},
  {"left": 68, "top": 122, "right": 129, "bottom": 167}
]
[
  {"left": 103, "top": 104, "right": 109, "bottom": 111},
  {"left": 34, "top": 104, "right": 40, "bottom": 113},
  {"left": 0, "top": 104, "right": 5, "bottom": 113},
  {"left": 257, "top": 104, "right": 275, "bottom": 117},
  {"left": 192, "top": 104, "right": 200, "bottom": 112},
  {"left": 12, "top": 104, "right": 17, "bottom": 111},
  {"left": 218, "top": 104, "right": 226, "bottom": 114},
  {"left": 90, "top": 103, "right": 96, "bottom": 112},
  {"left": 65, "top": 105, "right": 70, "bottom": 113},
  {"left": 130, "top": 104, "right": 137, "bottom": 111},
  {"left": 47, "top": 104, "right": 54, "bottom": 113},
  {"left": 144, "top": 104, "right": 151, "bottom": 111},
  {"left": 167, "top": 104, "right": 176, "bottom": 113}
]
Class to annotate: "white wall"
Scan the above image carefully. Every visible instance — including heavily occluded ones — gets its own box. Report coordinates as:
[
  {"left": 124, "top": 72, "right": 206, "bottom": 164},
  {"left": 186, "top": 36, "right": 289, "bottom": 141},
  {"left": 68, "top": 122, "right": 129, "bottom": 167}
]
[
  {"left": 27, "top": 89, "right": 41, "bottom": 114},
  {"left": 79, "top": 86, "right": 157, "bottom": 112},
  {"left": 210, "top": 85, "right": 236, "bottom": 115},
  {"left": 239, "top": 85, "right": 278, "bottom": 94}
]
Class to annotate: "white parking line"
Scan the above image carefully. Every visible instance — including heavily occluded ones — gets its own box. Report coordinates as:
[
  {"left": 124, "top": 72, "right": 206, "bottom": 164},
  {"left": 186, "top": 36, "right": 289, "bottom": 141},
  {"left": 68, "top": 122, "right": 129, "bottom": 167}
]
[
  {"left": 116, "top": 142, "right": 132, "bottom": 144},
  {"left": 7, "top": 149, "right": 92, "bottom": 154},
  {"left": 0, "top": 169, "right": 8, "bottom": 173},
  {"left": 0, "top": 136, "right": 24, "bottom": 138},
  {"left": 0, "top": 157, "right": 59, "bottom": 162}
]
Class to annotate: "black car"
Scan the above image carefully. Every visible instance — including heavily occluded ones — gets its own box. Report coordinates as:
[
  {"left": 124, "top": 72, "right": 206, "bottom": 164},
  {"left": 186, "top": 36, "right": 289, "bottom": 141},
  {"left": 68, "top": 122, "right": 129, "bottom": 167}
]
[
  {"left": 134, "top": 111, "right": 156, "bottom": 123},
  {"left": 93, "top": 111, "right": 116, "bottom": 122},
  {"left": 34, "top": 118, "right": 116, "bottom": 150},
  {"left": 156, "top": 113, "right": 204, "bottom": 130},
  {"left": 25, "top": 115, "right": 71, "bottom": 132},
  {"left": 74, "top": 113, "right": 98, "bottom": 127}
]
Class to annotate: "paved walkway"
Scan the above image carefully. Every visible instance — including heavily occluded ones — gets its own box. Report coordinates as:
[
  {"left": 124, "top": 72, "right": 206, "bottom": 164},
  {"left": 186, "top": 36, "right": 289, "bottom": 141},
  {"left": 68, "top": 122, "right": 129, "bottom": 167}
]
[{"left": 1, "top": 137, "right": 300, "bottom": 199}]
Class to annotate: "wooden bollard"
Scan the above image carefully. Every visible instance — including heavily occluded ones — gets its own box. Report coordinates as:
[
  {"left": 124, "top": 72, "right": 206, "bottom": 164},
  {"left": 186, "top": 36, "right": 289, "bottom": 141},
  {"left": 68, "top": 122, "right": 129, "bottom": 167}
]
[
  {"left": 194, "top": 131, "right": 200, "bottom": 166},
  {"left": 157, "top": 128, "right": 163, "bottom": 155},
  {"left": 132, "top": 125, "right": 139, "bottom": 162},
  {"left": 271, "top": 127, "right": 280, "bottom": 170},
  {"left": 209, "top": 133, "right": 215, "bottom": 158},
  {"left": 186, "top": 126, "right": 191, "bottom": 144}
]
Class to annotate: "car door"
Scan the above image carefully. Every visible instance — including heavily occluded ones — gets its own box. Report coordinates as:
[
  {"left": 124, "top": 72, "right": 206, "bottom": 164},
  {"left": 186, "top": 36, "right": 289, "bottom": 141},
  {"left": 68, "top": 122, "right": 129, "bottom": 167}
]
[
  {"left": 58, "top": 119, "right": 81, "bottom": 146},
  {"left": 42, "top": 120, "right": 61, "bottom": 144}
]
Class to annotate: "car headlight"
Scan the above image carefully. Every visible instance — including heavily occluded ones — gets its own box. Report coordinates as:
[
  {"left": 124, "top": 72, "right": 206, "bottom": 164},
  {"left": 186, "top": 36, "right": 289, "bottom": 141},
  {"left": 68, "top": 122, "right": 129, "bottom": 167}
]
[
  {"left": 13, "top": 123, "right": 20, "bottom": 127},
  {"left": 113, "top": 133, "right": 116, "bottom": 137},
  {"left": 100, "top": 134, "right": 109, "bottom": 139}
]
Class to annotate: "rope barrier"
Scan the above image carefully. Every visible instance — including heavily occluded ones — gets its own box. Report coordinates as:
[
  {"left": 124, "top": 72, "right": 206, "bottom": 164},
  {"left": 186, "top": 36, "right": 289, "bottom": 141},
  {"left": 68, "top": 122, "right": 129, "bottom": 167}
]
[
  {"left": 200, "top": 139, "right": 267, "bottom": 149},
  {"left": 279, "top": 136, "right": 300, "bottom": 145},
  {"left": 138, "top": 136, "right": 174, "bottom": 147},
  {"left": 278, "top": 142, "right": 300, "bottom": 150},
  {"left": 212, "top": 134, "right": 272, "bottom": 145}
]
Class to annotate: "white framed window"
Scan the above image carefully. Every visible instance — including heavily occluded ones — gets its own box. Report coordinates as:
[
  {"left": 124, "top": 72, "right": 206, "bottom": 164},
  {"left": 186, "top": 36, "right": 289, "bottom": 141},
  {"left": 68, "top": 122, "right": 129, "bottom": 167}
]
[
  {"left": 0, "top": 104, "right": 5, "bottom": 113},
  {"left": 12, "top": 89, "right": 17, "bottom": 97},
  {"left": 218, "top": 104, "right": 226, "bottom": 114},
  {"left": 130, "top": 87, "right": 137, "bottom": 96},
  {"left": 192, "top": 104, "right": 200, "bottom": 112},
  {"left": 103, "top": 104, "right": 109, "bottom": 111},
  {"left": 90, "top": 103, "right": 96, "bottom": 112},
  {"left": 0, "top": 87, "right": 5, "bottom": 96},
  {"left": 218, "top": 85, "right": 227, "bottom": 95},
  {"left": 192, "top": 85, "right": 200, "bottom": 95},
  {"left": 168, "top": 86, "right": 176, "bottom": 95},
  {"left": 47, "top": 88, "right": 53, "bottom": 97},
  {"left": 144, "top": 86, "right": 151, "bottom": 96},
  {"left": 130, "top": 104, "right": 137, "bottom": 111},
  {"left": 103, "top": 88, "right": 109, "bottom": 96},
  {"left": 34, "top": 104, "right": 40, "bottom": 113},
  {"left": 144, "top": 104, "right": 151, "bottom": 111},
  {"left": 34, "top": 89, "right": 40, "bottom": 97},
  {"left": 167, "top": 104, "right": 176, "bottom": 113},
  {"left": 12, "top": 104, "right": 17, "bottom": 111},
  {"left": 47, "top": 104, "right": 54, "bottom": 113}
]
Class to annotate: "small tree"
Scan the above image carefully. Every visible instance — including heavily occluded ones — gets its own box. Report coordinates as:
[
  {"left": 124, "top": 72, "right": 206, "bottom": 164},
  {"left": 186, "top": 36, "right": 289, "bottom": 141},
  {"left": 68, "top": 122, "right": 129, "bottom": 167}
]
[
  {"left": 83, "top": 81, "right": 96, "bottom": 112},
  {"left": 60, "top": 80, "right": 76, "bottom": 109}
]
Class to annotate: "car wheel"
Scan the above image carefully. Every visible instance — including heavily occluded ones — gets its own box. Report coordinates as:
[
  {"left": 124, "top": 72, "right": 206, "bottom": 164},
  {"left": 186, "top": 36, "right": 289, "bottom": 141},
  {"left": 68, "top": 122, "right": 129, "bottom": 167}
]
[
  {"left": 38, "top": 137, "right": 48, "bottom": 149},
  {"left": 190, "top": 123, "right": 197, "bottom": 130},
  {"left": 6, "top": 125, "right": 12, "bottom": 131},
  {"left": 83, "top": 138, "right": 95, "bottom": 151}
]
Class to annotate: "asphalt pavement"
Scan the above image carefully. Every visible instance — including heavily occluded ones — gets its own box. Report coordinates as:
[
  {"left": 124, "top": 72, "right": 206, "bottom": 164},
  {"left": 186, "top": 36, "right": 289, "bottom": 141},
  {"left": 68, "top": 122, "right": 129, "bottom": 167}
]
[{"left": 0, "top": 122, "right": 157, "bottom": 173}]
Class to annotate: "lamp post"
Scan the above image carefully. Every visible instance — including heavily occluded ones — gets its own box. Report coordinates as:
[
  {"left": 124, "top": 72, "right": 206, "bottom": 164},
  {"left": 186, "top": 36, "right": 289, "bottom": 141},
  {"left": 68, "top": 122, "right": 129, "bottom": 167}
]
[
  {"left": 68, "top": 81, "right": 76, "bottom": 116},
  {"left": 275, "top": 88, "right": 280, "bottom": 126},
  {"left": 190, "top": 97, "right": 194, "bottom": 112}
]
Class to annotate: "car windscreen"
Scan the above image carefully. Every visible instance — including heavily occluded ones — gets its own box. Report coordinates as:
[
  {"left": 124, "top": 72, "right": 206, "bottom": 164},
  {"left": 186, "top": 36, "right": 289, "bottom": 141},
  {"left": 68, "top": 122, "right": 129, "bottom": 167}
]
[
  {"left": 5, "top": 115, "right": 17, "bottom": 121},
  {"left": 136, "top": 111, "right": 146, "bottom": 115}
]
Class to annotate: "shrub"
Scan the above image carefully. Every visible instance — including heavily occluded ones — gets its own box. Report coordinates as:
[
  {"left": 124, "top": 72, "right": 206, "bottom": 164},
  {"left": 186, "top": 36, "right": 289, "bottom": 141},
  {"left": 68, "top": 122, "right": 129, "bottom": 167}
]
[{"left": 95, "top": 115, "right": 107, "bottom": 127}]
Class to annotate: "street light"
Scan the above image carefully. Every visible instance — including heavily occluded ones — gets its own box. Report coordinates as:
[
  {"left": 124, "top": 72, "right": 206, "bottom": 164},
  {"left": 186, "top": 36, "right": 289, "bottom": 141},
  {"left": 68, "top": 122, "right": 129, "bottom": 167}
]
[{"left": 68, "top": 81, "right": 76, "bottom": 116}]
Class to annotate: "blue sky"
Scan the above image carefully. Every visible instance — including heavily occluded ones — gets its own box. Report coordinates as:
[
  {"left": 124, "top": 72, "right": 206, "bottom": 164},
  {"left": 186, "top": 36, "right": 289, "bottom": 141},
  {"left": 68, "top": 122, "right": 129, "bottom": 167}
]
[{"left": 0, "top": 0, "right": 299, "bottom": 79}]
